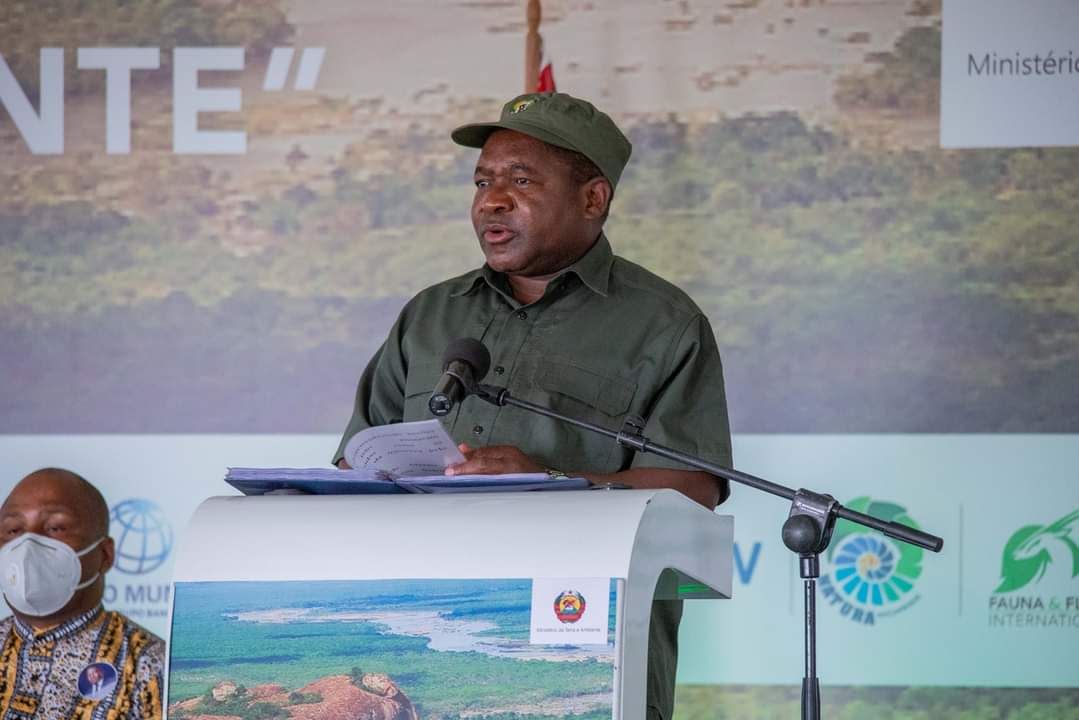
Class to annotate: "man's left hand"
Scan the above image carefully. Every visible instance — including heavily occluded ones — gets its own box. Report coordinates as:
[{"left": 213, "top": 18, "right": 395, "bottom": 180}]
[{"left": 445, "top": 444, "right": 545, "bottom": 476}]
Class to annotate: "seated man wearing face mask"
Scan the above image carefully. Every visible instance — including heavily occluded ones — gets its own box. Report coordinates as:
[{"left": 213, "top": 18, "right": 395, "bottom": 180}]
[{"left": 0, "top": 468, "right": 164, "bottom": 719}]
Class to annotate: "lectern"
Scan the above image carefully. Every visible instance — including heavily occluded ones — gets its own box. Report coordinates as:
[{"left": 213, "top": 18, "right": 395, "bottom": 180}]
[{"left": 165, "top": 490, "right": 733, "bottom": 720}]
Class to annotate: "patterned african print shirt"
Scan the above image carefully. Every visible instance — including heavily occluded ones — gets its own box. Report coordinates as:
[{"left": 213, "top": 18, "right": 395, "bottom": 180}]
[{"left": 0, "top": 606, "right": 163, "bottom": 719}]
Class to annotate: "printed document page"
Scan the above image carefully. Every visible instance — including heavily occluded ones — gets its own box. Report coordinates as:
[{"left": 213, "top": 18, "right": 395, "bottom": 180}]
[{"left": 344, "top": 419, "right": 466, "bottom": 477}]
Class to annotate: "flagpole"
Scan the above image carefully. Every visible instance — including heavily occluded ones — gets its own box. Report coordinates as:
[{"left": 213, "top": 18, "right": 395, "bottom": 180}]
[{"left": 525, "top": 0, "right": 541, "bottom": 92}]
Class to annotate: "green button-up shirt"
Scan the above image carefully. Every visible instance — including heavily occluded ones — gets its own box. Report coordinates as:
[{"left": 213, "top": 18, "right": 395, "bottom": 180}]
[{"left": 334, "top": 233, "right": 732, "bottom": 719}]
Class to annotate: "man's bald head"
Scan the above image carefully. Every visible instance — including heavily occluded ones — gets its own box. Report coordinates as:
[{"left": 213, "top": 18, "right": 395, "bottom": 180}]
[
  {"left": 3, "top": 468, "right": 110, "bottom": 538},
  {"left": 1, "top": 468, "right": 116, "bottom": 624}
]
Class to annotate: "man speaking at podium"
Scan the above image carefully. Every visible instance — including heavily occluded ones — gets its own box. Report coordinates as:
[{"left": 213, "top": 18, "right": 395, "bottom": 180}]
[{"left": 333, "top": 92, "right": 732, "bottom": 720}]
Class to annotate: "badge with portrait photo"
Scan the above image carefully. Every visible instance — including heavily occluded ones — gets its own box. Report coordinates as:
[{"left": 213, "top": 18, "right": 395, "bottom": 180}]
[{"left": 77, "top": 661, "right": 118, "bottom": 701}]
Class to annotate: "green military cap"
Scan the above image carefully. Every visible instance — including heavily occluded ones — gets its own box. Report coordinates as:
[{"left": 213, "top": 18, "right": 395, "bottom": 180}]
[{"left": 451, "top": 92, "right": 633, "bottom": 189}]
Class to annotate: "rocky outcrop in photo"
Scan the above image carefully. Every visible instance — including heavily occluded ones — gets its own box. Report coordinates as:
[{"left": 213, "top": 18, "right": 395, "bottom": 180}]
[{"left": 169, "top": 673, "right": 419, "bottom": 720}]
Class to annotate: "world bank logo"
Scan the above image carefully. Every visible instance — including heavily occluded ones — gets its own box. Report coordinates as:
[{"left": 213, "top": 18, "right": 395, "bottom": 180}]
[
  {"left": 109, "top": 499, "right": 174, "bottom": 575},
  {"left": 819, "top": 497, "right": 924, "bottom": 625}
]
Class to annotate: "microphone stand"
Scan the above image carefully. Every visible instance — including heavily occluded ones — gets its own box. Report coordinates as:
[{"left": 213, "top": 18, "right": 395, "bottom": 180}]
[{"left": 469, "top": 383, "right": 944, "bottom": 720}]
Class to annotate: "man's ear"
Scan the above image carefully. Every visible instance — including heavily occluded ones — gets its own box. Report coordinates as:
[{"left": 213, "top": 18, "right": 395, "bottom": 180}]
[
  {"left": 98, "top": 537, "right": 115, "bottom": 574},
  {"left": 582, "top": 177, "right": 612, "bottom": 221}
]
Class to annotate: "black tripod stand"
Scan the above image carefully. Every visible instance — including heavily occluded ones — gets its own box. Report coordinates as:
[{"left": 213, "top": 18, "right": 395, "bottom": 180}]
[{"left": 467, "top": 382, "right": 944, "bottom": 720}]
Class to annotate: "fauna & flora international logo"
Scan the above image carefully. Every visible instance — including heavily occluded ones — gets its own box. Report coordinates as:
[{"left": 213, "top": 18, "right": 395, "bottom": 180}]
[
  {"left": 553, "top": 590, "right": 586, "bottom": 624},
  {"left": 989, "top": 509, "right": 1079, "bottom": 629},
  {"left": 819, "top": 497, "right": 924, "bottom": 626}
]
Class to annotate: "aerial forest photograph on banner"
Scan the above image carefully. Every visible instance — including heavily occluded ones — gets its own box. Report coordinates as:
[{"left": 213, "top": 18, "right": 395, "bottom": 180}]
[{"left": 3, "top": 0, "right": 1076, "bottom": 436}]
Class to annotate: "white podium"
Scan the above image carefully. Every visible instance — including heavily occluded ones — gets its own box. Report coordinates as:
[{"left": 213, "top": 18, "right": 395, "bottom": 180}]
[{"left": 166, "top": 490, "right": 733, "bottom": 720}]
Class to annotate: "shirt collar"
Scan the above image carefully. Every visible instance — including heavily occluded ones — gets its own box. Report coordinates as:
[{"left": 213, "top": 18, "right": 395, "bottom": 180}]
[
  {"left": 450, "top": 233, "right": 613, "bottom": 300},
  {"left": 13, "top": 604, "right": 104, "bottom": 643},
  {"left": 561, "top": 233, "right": 613, "bottom": 297}
]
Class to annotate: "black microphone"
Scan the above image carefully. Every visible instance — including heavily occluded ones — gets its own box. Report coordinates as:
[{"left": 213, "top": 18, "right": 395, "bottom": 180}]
[{"left": 428, "top": 338, "right": 491, "bottom": 416}]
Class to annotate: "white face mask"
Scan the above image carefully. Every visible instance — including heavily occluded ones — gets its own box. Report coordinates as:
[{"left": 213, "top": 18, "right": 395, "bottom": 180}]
[{"left": 0, "top": 533, "right": 105, "bottom": 617}]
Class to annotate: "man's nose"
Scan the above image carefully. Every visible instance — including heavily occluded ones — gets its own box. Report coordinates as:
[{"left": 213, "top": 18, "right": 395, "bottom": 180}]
[{"left": 481, "top": 184, "right": 513, "bottom": 213}]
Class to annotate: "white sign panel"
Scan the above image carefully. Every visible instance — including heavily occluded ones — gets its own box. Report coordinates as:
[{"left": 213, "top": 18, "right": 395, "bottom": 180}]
[
  {"left": 942, "top": 0, "right": 1079, "bottom": 148},
  {"left": 4, "top": 434, "right": 1077, "bottom": 686},
  {"left": 678, "top": 435, "right": 1079, "bottom": 688},
  {"left": 530, "top": 577, "right": 611, "bottom": 646}
]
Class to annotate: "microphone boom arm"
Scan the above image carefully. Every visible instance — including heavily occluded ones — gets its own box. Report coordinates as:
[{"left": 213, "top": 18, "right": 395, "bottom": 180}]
[{"left": 472, "top": 383, "right": 942, "bottom": 552}]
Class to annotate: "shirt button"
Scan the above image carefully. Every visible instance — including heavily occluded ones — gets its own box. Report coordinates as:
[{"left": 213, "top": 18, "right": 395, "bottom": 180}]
[
  {"left": 472, "top": 425, "right": 484, "bottom": 435},
  {"left": 516, "top": 310, "right": 528, "bottom": 320},
  {"left": 493, "top": 366, "right": 505, "bottom": 375}
]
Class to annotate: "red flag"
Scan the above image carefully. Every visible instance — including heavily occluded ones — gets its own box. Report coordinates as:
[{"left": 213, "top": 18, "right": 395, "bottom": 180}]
[{"left": 536, "top": 43, "right": 556, "bottom": 92}]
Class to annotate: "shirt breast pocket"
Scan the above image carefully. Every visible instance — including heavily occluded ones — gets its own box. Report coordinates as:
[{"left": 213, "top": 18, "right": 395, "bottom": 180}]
[
  {"left": 534, "top": 361, "right": 637, "bottom": 420},
  {"left": 402, "top": 360, "right": 445, "bottom": 423}
]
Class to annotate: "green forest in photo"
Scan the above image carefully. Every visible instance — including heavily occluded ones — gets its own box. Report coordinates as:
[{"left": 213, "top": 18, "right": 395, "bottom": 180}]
[
  {"left": 3, "top": 23, "right": 1078, "bottom": 432},
  {"left": 674, "top": 685, "right": 1079, "bottom": 720}
]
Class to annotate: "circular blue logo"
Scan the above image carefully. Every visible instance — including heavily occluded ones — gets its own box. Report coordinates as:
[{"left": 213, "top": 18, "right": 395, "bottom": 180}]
[
  {"left": 821, "top": 497, "right": 924, "bottom": 624},
  {"left": 832, "top": 534, "right": 907, "bottom": 606},
  {"left": 109, "top": 499, "right": 173, "bottom": 575}
]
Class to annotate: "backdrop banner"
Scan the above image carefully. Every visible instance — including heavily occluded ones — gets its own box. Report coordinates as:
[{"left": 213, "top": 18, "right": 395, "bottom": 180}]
[{"left": 2, "top": 0, "right": 1078, "bottom": 716}]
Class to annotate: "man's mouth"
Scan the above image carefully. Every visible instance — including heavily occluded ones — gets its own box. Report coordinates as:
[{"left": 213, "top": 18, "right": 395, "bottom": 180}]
[{"left": 481, "top": 224, "right": 516, "bottom": 244}]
